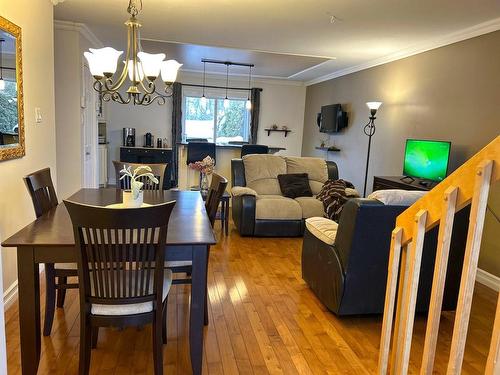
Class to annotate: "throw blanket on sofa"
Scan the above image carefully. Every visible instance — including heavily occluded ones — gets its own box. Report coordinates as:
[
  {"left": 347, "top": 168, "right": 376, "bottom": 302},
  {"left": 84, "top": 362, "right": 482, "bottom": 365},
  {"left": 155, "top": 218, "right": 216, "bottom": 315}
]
[{"left": 316, "top": 179, "right": 355, "bottom": 221}]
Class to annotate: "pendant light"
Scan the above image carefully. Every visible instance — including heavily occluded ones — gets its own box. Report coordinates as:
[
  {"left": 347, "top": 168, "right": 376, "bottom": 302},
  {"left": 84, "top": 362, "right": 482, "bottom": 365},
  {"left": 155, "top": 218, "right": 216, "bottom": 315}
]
[
  {"left": 200, "top": 61, "right": 207, "bottom": 107},
  {"left": 245, "top": 66, "right": 252, "bottom": 110},
  {"left": 223, "top": 63, "right": 229, "bottom": 108},
  {"left": 0, "top": 39, "right": 5, "bottom": 91}
]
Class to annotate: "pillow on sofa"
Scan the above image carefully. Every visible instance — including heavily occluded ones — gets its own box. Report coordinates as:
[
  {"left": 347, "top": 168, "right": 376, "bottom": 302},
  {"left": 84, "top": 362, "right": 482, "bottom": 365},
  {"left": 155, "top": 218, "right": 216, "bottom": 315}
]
[
  {"left": 277, "top": 173, "right": 313, "bottom": 198},
  {"left": 368, "top": 189, "right": 427, "bottom": 205}
]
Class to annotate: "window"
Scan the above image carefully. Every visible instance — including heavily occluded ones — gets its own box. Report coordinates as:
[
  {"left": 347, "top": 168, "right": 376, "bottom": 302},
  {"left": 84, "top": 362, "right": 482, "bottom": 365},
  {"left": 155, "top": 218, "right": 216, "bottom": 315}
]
[{"left": 183, "top": 96, "right": 250, "bottom": 143}]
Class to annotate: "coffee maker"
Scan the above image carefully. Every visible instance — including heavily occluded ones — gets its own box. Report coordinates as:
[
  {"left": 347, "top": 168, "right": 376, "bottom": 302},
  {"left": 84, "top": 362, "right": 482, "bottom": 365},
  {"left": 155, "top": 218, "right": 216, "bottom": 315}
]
[{"left": 123, "top": 128, "right": 136, "bottom": 147}]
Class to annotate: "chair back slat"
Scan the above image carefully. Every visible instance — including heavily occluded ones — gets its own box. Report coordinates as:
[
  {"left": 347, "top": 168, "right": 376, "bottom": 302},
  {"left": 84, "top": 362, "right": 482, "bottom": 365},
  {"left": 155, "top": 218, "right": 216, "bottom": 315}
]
[
  {"left": 24, "top": 168, "right": 58, "bottom": 218},
  {"left": 65, "top": 200, "right": 175, "bottom": 308},
  {"left": 205, "top": 173, "right": 228, "bottom": 227},
  {"left": 112, "top": 161, "right": 167, "bottom": 191}
]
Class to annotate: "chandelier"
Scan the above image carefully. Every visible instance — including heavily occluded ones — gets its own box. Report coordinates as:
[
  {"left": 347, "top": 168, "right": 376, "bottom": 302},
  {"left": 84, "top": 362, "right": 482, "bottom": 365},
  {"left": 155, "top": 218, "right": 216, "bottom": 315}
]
[{"left": 83, "top": 0, "right": 182, "bottom": 106}]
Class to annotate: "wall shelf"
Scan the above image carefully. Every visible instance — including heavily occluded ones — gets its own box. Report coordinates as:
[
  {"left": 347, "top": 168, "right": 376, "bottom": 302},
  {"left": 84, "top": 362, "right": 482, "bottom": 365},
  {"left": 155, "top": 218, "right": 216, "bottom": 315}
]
[
  {"left": 315, "top": 146, "right": 341, "bottom": 152},
  {"left": 264, "top": 128, "right": 291, "bottom": 137}
]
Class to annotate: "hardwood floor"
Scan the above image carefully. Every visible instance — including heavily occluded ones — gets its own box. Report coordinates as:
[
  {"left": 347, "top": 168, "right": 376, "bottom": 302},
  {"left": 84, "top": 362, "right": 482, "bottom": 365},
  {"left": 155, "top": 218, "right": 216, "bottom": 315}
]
[{"left": 5, "top": 222, "right": 498, "bottom": 374}]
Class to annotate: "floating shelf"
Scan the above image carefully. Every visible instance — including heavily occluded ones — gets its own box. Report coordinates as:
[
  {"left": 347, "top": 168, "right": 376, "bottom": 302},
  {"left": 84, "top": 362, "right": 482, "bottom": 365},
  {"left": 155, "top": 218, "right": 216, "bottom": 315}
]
[
  {"left": 265, "top": 128, "right": 292, "bottom": 137},
  {"left": 315, "top": 146, "right": 341, "bottom": 152}
]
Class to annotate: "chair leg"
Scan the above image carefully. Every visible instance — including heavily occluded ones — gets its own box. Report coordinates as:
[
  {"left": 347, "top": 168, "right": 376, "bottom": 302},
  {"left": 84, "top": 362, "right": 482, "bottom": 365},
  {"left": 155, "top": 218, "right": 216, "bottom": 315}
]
[
  {"left": 79, "top": 314, "right": 92, "bottom": 375},
  {"left": 56, "top": 276, "right": 67, "bottom": 308},
  {"left": 91, "top": 327, "right": 99, "bottom": 349},
  {"left": 152, "top": 312, "right": 164, "bottom": 375},
  {"left": 204, "top": 292, "right": 209, "bottom": 326},
  {"left": 43, "top": 264, "right": 56, "bottom": 336},
  {"left": 162, "top": 297, "right": 168, "bottom": 344}
]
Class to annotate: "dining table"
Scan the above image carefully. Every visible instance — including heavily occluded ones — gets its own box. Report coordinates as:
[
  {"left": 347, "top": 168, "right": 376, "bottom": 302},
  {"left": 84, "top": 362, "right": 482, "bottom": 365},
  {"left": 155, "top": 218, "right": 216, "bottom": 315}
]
[{"left": 1, "top": 188, "right": 217, "bottom": 375}]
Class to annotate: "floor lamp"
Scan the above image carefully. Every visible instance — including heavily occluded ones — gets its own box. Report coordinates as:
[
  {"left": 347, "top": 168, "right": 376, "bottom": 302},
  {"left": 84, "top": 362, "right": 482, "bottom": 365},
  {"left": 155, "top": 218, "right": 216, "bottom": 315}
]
[{"left": 362, "top": 101, "right": 382, "bottom": 197}]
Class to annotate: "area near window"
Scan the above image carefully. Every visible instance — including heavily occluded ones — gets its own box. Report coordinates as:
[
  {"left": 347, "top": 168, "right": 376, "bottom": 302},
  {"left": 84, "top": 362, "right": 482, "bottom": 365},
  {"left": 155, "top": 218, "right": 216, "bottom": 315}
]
[{"left": 183, "top": 96, "right": 250, "bottom": 143}]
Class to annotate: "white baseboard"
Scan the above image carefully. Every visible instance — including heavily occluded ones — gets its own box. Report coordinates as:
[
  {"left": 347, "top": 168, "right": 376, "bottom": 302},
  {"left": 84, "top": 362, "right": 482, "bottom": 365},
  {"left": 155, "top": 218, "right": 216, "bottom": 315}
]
[
  {"left": 3, "top": 281, "right": 18, "bottom": 310},
  {"left": 476, "top": 268, "right": 500, "bottom": 292}
]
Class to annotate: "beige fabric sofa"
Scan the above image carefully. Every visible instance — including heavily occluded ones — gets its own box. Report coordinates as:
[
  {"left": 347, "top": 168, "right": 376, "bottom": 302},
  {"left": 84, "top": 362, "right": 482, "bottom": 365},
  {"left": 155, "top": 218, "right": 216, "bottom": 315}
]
[{"left": 231, "top": 155, "right": 339, "bottom": 236}]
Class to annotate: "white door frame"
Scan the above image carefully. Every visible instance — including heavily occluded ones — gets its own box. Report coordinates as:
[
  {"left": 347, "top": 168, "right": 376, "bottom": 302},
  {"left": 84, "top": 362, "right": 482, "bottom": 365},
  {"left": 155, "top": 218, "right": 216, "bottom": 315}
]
[{"left": 81, "top": 63, "right": 99, "bottom": 188}]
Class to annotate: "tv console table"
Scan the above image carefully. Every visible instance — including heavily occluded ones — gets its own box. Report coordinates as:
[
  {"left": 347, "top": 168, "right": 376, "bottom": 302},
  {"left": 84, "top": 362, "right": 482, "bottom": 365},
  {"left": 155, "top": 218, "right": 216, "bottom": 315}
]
[{"left": 373, "top": 176, "right": 434, "bottom": 192}]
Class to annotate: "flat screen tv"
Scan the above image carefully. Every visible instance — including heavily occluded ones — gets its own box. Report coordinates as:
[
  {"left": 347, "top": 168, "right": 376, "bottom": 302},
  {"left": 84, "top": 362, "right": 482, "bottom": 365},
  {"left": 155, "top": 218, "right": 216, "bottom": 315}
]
[
  {"left": 317, "top": 104, "right": 348, "bottom": 133},
  {"left": 403, "top": 139, "right": 451, "bottom": 181}
]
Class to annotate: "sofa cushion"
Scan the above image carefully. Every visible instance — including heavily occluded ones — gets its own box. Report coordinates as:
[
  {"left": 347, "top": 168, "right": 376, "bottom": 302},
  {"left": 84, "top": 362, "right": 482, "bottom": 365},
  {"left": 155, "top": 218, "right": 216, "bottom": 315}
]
[
  {"left": 368, "top": 189, "right": 427, "bottom": 206},
  {"left": 255, "top": 195, "right": 302, "bottom": 220},
  {"left": 295, "top": 196, "right": 325, "bottom": 218},
  {"left": 243, "top": 154, "right": 286, "bottom": 195},
  {"left": 285, "top": 157, "right": 328, "bottom": 195},
  {"left": 277, "top": 173, "right": 313, "bottom": 198},
  {"left": 305, "top": 217, "right": 338, "bottom": 245}
]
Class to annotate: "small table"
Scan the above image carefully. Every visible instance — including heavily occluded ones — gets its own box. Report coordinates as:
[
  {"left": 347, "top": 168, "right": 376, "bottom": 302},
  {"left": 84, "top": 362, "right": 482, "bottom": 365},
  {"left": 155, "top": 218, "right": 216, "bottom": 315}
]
[{"left": 373, "top": 176, "right": 433, "bottom": 192}]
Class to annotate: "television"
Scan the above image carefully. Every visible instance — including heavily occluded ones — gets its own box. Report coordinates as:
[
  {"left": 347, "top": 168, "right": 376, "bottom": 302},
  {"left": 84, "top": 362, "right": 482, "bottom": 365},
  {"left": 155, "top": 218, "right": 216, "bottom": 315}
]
[
  {"left": 403, "top": 139, "right": 451, "bottom": 181},
  {"left": 317, "top": 104, "right": 348, "bottom": 133}
]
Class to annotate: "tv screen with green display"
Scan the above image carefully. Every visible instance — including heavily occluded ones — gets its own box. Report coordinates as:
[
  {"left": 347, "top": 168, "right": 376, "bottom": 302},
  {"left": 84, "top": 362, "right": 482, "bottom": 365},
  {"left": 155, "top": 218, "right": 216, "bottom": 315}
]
[{"left": 403, "top": 139, "right": 451, "bottom": 181}]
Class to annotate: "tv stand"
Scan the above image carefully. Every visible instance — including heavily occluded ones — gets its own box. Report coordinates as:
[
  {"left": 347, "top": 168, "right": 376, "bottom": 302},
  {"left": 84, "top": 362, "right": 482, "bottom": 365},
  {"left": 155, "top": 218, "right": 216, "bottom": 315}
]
[
  {"left": 400, "top": 175, "right": 415, "bottom": 183},
  {"left": 373, "top": 176, "right": 434, "bottom": 192}
]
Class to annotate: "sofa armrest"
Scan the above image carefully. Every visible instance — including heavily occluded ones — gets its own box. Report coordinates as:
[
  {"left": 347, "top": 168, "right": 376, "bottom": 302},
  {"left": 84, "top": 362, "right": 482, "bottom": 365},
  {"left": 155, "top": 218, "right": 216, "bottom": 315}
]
[
  {"left": 231, "top": 195, "right": 256, "bottom": 236},
  {"left": 231, "top": 186, "right": 258, "bottom": 197}
]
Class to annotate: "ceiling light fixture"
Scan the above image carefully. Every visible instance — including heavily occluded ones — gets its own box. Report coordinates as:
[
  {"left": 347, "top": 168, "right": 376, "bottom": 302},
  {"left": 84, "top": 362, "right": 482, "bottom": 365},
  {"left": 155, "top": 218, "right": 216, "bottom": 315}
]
[
  {"left": 0, "top": 39, "right": 5, "bottom": 91},
  {"left": 245, "top": 66, "right": 252, "bottom": 110},
  {"left": 200, "top": 61, "right": 207, "bottom": 107},
  {"left": 223, "top": 63, "right": 229, "bottom": 108},
  {"left": 83, "top": 0, "right": 182, "bottom": 106}
]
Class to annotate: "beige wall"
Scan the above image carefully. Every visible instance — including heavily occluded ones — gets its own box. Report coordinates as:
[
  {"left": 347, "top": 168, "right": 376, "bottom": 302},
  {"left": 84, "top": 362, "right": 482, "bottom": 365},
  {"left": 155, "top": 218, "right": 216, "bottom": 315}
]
[
  {"left": 0, "top": 0, "right": 57, "bottom": 292},
  {"left": 301, "top": 30, "right": 500, "bottom": 277}
]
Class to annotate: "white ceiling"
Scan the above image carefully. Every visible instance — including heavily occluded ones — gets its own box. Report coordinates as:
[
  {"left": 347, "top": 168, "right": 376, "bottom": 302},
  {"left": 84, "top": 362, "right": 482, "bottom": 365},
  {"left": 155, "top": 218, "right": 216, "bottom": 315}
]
[{"left": 54, "top": 0, "right": 500, "bottom": 82}]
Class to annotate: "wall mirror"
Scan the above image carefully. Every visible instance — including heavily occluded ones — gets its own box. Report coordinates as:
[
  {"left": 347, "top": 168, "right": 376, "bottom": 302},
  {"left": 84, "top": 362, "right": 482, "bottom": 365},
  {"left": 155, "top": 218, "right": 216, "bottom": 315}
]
[{"left": 0, "top": 16, "right": 24, "bottom": 161}]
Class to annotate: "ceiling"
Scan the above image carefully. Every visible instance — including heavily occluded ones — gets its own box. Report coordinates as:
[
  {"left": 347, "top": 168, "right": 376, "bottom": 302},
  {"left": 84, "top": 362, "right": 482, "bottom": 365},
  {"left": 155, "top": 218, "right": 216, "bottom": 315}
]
[{"left": 54, "top": 0, "right": 500, "bottom": 82}]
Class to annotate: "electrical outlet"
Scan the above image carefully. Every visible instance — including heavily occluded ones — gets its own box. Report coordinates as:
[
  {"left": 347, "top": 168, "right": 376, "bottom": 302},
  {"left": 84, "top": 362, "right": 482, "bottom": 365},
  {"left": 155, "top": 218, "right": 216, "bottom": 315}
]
[{"left": 35, "top": 107, "right": 42, "bottom": 123}]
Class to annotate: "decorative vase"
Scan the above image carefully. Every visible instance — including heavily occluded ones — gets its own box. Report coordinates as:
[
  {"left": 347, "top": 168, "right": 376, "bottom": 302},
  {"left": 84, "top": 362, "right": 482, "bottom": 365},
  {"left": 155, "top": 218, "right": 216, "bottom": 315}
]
[
  {"left": 200, "top": 172, "right": 209, "bottom": 194},
  {"left": 123, "top": 189, "right": 143, "bottom": 208}
]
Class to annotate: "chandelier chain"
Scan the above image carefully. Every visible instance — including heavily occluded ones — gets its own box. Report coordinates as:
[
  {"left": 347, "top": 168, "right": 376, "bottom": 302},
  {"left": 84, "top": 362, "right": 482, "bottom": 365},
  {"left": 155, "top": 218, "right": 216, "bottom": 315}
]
[{"left": 127, "top": 0, "right": 143, "bottom": 17}]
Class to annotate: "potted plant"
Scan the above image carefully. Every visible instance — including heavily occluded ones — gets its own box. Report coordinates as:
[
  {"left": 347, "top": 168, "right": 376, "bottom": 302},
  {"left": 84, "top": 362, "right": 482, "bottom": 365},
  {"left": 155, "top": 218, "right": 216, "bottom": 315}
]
[
  {"left": 188, "top": 156, "right": 215, "bottom": 193},
  {"left": 119, "top": 165, "right": 159, "bottom": 207}
]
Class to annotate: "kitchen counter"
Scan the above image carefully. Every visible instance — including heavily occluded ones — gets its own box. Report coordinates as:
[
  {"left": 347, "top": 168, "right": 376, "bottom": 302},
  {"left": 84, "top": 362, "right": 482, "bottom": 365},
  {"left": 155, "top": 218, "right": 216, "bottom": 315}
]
[{"left": 177, "top": 143, "right": 285, "bottom": 152}]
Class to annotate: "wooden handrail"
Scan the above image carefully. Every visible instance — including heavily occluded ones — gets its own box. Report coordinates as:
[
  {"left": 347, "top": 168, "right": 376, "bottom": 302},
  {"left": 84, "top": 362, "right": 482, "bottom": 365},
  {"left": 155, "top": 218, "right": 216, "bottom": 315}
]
[{"left": 396, "top": 135, "right": 500, "bottom": 245}]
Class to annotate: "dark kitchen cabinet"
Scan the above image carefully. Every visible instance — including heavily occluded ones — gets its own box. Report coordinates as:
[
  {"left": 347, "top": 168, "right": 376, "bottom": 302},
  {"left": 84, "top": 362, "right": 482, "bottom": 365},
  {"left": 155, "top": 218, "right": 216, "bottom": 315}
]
[{"left": 120, "top": 147, "right": 173, "bottom": 189}]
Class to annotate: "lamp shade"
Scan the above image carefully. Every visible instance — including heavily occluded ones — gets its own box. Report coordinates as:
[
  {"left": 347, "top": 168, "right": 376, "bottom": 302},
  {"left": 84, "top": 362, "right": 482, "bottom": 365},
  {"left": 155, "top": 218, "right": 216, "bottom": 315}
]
[
  {"left": 160, "top": 60, "right": 182, "bottom": 83},
  {"left": 200, "top": 95, "right": 207, "bottom": 107},
  {"left": 245, "top": 99, "right": 252, "bottom": 110},
  {"left": 126, "top": 60, "right": 145, "bottom": 82},
  {"left": 366, "top": 101, "right": 382, "bottom": 111},
  {"left": 0, "top": 78, "right": 5, "bottom": 91},
  {"left": 87, "top": 47, "right": 123, "bottom": 76},
  {"left": 84, "top": 51, "right": 104, "bottom": 78},
  {"left": 138, "top": 52, "right": 165, "bottom": 79}
]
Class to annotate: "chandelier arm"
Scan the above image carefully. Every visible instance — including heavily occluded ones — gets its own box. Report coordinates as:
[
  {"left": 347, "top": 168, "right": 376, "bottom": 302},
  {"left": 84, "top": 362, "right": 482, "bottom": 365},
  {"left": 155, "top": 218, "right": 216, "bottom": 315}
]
[
  {"left": 105, "top": 18, "right": 134, "bottom": 93},
  {"left": 139, "top": 78, "right": 156, "bottom": 95}
]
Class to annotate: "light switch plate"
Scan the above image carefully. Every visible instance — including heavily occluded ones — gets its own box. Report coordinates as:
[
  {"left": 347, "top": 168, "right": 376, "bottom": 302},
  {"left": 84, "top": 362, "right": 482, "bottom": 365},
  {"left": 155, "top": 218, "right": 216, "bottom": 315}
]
[{"left": 35, "top": 107, "right": 42, "bottom": 123}]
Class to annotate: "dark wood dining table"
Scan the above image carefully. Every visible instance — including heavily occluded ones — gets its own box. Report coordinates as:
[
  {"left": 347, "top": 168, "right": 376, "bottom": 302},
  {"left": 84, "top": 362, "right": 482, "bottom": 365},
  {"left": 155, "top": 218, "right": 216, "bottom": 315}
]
[{"left": 1, "top": 188, "right": 217, "bottom": 375}]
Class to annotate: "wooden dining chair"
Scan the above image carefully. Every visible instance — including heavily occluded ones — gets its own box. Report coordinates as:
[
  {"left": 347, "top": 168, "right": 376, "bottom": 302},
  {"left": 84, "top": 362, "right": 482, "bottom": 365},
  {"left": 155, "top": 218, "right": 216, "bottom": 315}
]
[
  {"left": 64, "top": 200, "right": 176, "bottom": 375},
  {"left": 166, "top": 173, "right": 228, "bottom": 324},
  {"left": 112, "top": 161, "right": 167, "bottom": 190},
  {"left": 24, "top": 168, "right": 79, "bottom": 336}
]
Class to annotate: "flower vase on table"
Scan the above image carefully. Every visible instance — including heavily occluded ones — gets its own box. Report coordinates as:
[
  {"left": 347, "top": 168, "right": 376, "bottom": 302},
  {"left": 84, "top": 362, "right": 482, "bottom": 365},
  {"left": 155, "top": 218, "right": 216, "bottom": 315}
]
[
  {"left": 189, "top": 156, "right": 215, "bottom": 193},
  {"left": 119, "top": 165, "right": 159, "bottom": 208}
]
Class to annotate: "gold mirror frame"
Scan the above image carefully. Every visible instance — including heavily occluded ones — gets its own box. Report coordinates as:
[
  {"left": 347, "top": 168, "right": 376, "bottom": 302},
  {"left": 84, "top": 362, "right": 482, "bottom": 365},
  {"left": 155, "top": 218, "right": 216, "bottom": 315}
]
[{"left": 0, "top": 16, "right": 25, "bottom": 161}]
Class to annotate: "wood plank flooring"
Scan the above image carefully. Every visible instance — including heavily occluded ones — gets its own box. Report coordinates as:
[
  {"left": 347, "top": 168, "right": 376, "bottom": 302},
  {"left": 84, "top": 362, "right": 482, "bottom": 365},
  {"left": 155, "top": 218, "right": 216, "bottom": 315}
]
[{"left": 5, "top": 222, "right": 498, "bottom": 374}]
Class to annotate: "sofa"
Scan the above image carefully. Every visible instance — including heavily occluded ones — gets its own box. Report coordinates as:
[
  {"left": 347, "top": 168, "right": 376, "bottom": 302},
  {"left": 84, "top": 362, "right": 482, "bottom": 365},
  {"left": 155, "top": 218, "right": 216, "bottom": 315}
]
[
  {"left": 301, "top": 198, "right": 469, "bottom": 315},
  {"left": 231, "top": 155, "right": 339, "bottom": 236}
]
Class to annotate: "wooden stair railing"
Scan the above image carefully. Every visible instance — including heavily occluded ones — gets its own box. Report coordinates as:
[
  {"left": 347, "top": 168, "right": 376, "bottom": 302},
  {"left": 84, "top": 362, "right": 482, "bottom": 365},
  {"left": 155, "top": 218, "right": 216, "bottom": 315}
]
[{"left": 378, "top": 135, "right": 500, "bottom": 375}]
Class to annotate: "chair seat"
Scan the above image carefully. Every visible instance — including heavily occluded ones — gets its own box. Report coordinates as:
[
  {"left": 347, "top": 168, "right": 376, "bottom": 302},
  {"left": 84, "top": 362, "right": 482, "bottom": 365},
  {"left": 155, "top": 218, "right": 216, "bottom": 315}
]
[
  {"left": 54, "top": 263, "right": 78, "bottom": 270},
  {"left": 91, "top": 269, "right": 172, "bottom": 316},
  {"left": 165, "top": 260, "right": 193, "bottom": 268}
]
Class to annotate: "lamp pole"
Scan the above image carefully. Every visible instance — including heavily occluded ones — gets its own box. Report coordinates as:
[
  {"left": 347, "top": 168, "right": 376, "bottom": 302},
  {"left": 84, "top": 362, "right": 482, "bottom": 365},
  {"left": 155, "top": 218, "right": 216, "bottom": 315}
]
[{"left": 363, "top": 102, "right": 382, "bottom": 197}]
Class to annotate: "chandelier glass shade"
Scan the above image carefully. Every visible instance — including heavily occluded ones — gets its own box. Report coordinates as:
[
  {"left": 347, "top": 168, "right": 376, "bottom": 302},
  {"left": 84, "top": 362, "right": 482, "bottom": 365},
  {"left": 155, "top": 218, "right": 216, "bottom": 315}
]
[{"left": 83, "top": 0, "right": 182, "bottom": 106}]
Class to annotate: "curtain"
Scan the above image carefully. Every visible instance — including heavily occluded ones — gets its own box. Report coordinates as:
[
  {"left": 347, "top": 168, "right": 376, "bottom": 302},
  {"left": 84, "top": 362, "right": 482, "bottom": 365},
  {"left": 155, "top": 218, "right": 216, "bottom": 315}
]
[
  {"left": 249, "top": 88, "right": 261, "bottom": 144},
  {"left": 171, "top": 82, "right": 182, "bottom": 187}
]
